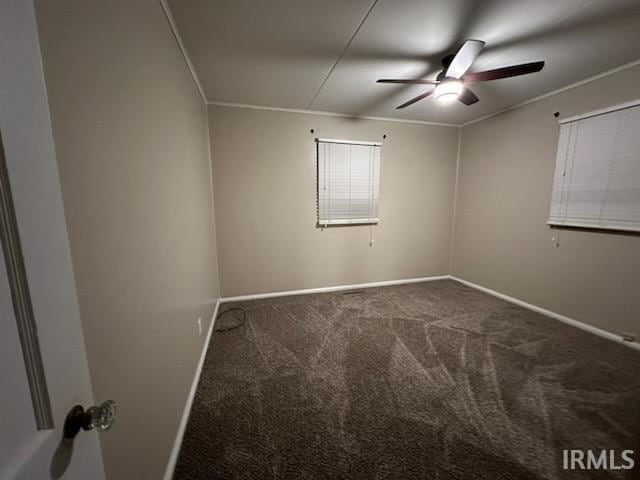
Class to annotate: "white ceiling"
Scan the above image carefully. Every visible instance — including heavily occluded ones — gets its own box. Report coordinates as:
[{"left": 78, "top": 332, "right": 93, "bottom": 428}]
[{"left": 167, "top": 0, "right": 640, "bottom": 125}]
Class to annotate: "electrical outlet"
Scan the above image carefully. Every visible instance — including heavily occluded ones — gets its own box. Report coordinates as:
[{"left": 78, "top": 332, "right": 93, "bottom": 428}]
[{"left": 198, "top": 317, "right": 203, "bottom": 336}]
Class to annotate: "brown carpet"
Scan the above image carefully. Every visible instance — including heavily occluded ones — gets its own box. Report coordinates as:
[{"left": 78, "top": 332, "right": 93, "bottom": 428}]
[{"left": 174, "top": 279, "right": 640, "bottom": 479}]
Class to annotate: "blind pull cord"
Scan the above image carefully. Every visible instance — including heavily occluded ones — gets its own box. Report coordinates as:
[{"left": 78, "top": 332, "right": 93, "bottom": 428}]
[{"left": 552, "top": 228, "right": 561, "bottom": 248}]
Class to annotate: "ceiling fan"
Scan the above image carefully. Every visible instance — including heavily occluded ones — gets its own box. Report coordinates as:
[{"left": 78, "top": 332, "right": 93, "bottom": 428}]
[{"left": 377, "top": 40, "right": 545, "bottom": 109}]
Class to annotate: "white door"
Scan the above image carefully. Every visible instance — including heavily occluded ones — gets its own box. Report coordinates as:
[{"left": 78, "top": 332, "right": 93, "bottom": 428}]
[{"left": 0, "top": 0, "right": 105, "bottom": 478}]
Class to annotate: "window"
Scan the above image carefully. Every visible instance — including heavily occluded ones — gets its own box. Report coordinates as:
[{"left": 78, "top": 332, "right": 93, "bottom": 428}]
[
  {"left": 317, "top": 138, "right": 381, "bottom": 226},
  {"left": 548, "top": 100, "right": 640, "bottom": 232}
]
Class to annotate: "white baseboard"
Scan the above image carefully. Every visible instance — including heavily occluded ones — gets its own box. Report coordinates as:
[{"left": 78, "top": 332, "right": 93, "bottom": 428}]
[
  {"left": 219, "top": 275, "right": 450, "bottom": 303},
  {"left": 163, "top": 298, "right": 221, "bottom": 480},
  {"left": 450, "top": 276, "right": 640, "bottom": 352}
]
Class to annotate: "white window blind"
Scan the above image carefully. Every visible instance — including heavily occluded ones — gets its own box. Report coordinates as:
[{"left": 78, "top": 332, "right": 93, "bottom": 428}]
[
  {"left": 317, "top": 138, "right": 381, "bottom": 226},
  {"left": 548, "top": 100, "right": 640, "bottom": 232}
]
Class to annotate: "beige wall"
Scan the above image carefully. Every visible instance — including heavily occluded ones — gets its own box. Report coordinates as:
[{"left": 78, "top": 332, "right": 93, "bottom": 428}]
[
  {"left": 209, "top": 106, "right": 459, "bottom": 297},
  {"left": 453, "top": 64, "right": 640, "bottom": 337},
  {"left": 35, "top": 1, "right": 220, "bottom": 478}
]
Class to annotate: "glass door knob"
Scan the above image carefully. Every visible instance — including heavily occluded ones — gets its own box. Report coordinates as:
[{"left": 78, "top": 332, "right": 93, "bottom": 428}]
[
  {"left": 63, "top": 400, "right": 117, "bottom": 439},
  {"left": 85, "top": 399, "right": 117, "bottom": 432}
]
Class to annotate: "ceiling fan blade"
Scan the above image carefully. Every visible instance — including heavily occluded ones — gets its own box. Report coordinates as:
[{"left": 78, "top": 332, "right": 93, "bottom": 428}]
[
  {"left": 458, "top": 88, "right": 479, "bottom": 105},
  {"left": 377, "top": 79, "right": 439, "bottom": 85},
  {"left": 445, "top": 39, "right": 486, "bottom": 79},
  {"left": 396, "top": 90, "right": 433, "bottom": 109},
  {"left": 464, "top": 61, "right": 545, "bottom": 83}
]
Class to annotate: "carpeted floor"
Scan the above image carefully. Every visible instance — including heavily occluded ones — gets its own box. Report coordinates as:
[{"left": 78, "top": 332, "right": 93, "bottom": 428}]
[{"left": 174, "top": 280, "right": 640, "bottom": 480}]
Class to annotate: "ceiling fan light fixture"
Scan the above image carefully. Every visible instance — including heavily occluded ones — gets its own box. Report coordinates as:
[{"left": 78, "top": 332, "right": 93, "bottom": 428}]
[{"left": 434, "top": 80, "right": 463, "bottom": 105}]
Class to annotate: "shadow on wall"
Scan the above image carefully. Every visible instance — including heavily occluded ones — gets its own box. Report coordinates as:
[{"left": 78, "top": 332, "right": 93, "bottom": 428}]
[
  {"left": 550, "top": 225, "right": 640, "bottom": 238},
  {"left": 49, "top": 437, "right": 72, "bottom": 480}
]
